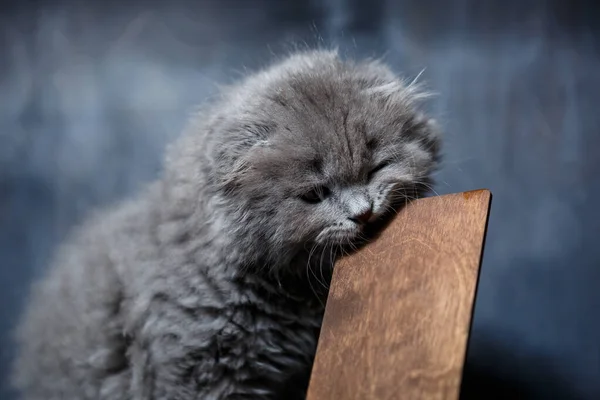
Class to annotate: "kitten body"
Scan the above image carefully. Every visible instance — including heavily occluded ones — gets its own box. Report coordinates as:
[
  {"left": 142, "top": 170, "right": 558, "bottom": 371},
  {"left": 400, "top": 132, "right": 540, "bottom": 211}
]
[{"left": 11, "top": 50, "right": 440, "bottom": 399}]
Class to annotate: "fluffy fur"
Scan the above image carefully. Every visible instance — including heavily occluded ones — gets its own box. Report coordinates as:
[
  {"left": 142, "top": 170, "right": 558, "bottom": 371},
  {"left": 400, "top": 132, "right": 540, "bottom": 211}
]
[{"left": 11, "top": 50, "right": 441, "bottom": 399}]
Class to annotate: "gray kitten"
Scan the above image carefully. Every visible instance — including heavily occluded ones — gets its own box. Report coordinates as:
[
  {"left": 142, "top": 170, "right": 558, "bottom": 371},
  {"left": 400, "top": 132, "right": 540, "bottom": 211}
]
[{"left": 11, "top": 50, "right": 441, "bottom": 400}]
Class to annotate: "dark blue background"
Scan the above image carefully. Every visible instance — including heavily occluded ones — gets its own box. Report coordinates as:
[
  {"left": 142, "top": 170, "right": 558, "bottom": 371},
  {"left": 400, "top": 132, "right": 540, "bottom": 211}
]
[{"left": 1, "top": 1, "right": 599, "bottom": 398}]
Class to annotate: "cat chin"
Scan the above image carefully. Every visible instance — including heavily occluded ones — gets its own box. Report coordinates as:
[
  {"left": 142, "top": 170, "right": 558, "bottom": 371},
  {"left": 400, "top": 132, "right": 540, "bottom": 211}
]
[{"left": 314, "top": 227, "right": 363, "bottom": 247}]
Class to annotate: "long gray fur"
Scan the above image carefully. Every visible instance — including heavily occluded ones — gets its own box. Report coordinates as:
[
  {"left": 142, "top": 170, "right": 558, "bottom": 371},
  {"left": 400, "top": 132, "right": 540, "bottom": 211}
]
[{"left": 11, "top": 49, "right": 441, "bottom": 399}]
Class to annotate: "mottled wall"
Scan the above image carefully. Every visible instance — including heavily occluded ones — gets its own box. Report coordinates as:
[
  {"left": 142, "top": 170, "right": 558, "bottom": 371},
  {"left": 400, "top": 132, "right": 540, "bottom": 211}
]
[{"left": 1, "top": 1, "right": 598, "bottom": 398}]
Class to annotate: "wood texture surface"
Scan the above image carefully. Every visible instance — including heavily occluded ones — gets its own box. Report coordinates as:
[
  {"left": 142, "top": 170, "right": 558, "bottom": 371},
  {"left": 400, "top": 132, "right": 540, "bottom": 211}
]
[{"left": 306, "top": 190, "right": 492, "bottom": 400}]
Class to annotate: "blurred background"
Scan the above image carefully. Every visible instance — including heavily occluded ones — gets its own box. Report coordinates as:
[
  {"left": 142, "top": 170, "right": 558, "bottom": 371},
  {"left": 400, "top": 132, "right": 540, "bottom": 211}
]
[{"left": 1, "top": 0, "right": 599, "bottom": 398}]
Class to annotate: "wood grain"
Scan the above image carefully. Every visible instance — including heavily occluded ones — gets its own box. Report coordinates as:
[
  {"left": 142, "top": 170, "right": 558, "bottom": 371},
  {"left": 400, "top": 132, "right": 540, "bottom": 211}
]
[{"left": 306, "top": 190, "right": 492, "bottom": 400}]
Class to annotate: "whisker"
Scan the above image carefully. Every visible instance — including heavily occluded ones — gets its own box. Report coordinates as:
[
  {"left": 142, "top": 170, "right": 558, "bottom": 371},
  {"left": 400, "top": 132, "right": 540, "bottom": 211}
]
[
  {"left": 306, "top": 242, "right": 321, "bottom": 303},
  {"left": 315, "top": 245, "right": 329, "bottom": 290}
]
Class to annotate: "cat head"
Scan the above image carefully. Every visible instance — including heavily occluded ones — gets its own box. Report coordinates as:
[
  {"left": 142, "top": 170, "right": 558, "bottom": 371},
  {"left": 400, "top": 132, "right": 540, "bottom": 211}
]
[{"left": 204, "top": 50, "right": 441, "bottom": 266}]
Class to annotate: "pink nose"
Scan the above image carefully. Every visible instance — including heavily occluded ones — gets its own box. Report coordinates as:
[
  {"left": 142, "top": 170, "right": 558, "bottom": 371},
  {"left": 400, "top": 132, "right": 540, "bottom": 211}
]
[{"left": 350, "top": 207, "right": 373, "bottom": 225}]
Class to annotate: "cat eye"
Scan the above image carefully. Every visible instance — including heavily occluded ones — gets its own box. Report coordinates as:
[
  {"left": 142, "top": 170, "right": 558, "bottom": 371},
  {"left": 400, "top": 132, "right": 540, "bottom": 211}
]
[
  {"left": 368, "top": 161, "right": 391, "bottom": 179},
  {"left": 300, "top": 186, "right": 331, "bottom": 204}
]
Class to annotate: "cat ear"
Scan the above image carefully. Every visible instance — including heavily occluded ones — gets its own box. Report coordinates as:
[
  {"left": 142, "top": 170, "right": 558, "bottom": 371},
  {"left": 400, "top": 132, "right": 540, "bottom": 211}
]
[
  {"left": 242, "top": 122, "right": 276, "bottom": 141},
  {"left": 218, "top": 139, "right": 271, "bottom": 194},
  {"left": 404, "top": 113, "right": 442, "bottom": 165},
  {"left": 417, "top": 114, "right": 441, "bottom": 142}
]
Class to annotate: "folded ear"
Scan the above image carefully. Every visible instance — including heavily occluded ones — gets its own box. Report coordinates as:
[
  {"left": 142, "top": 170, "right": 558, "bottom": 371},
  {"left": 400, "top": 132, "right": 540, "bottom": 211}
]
[
  {"left": 422, "top": 117, "right": 442, "bottom": 165},
  {"left": 217, "top": 139, "right": 271, "bottom": 195},
  {"left": 404, "top": 112, "right": 442, "bottom": 160}
]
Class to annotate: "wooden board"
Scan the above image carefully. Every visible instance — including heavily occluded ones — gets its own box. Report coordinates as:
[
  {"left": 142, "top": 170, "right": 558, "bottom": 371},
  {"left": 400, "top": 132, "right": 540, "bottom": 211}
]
[{"left": 306, "top": 190, "right": 492, "bottom": 400}]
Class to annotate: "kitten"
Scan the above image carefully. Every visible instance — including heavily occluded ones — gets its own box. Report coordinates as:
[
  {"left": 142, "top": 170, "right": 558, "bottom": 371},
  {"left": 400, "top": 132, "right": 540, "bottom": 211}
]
[{"left": 11, "top": 50, "right": 441, "bottom": 400}]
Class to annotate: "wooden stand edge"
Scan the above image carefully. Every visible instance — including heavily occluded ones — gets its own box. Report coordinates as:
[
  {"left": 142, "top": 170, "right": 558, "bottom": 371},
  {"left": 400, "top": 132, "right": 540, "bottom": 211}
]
[{"left": 306, "top": 189, "right": 492, "bottom": 400}]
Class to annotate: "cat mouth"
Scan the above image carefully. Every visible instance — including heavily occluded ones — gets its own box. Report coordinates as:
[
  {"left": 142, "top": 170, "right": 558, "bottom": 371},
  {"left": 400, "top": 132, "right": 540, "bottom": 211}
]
[
  {"left": 315, "top": 216, "right": 386, "bottom": 246},
  {"left": 322, "top": 227, "right": 368, "bottom": 245}
]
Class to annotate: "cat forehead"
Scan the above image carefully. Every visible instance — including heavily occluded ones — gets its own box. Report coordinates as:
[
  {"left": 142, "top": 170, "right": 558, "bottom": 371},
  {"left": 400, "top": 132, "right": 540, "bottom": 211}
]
[
  {"left": 254, "top": 131, "right": 393, "bottom": 187},
  {"left": 247, "top": 98, "right": 409, "bottom": 180},
  {"left": 261, "top": 74, "right": 413, "bottom": 143},
  {"left": 265, "top": 101, "right": 403, "bottom": 164},
  {"left": 268, "top": 72, "right": 369, "bottom": 111}
]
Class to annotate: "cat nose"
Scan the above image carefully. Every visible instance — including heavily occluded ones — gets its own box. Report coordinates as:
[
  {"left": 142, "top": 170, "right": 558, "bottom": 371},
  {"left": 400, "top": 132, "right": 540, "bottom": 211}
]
[{"left": 350, "top": 206, "right": 373, "bottom": 225}]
